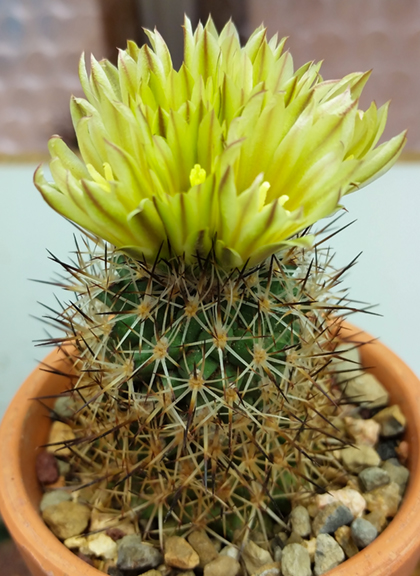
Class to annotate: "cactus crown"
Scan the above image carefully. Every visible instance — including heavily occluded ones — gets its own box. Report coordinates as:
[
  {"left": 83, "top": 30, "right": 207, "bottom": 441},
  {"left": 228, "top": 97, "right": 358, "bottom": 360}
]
[{"left": 35, "top": 16, "right": 405, "bottom": 269}]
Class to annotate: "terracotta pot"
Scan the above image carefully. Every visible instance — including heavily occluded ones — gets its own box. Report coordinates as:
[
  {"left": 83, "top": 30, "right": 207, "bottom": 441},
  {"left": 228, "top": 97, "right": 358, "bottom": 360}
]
[{"left": 1, "top": 324, "right": 420, "bottom": 576}]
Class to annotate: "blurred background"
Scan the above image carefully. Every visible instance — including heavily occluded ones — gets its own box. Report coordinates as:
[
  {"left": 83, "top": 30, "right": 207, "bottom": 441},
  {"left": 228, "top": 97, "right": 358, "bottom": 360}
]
[{"left": 1, "top": 0, "right": 420, "bottom": 416}]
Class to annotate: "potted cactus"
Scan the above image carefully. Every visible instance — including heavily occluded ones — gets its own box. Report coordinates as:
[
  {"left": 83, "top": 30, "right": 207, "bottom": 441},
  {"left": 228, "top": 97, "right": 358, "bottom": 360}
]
[{"left": 1, "top": 16, "right": 420, "bottom": 576}]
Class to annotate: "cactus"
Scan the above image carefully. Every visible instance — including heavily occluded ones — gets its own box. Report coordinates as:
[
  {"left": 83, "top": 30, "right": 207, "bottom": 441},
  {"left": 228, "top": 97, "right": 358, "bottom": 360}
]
[{"left": 36, "top": 17, "right": 405, "bottom": 547}]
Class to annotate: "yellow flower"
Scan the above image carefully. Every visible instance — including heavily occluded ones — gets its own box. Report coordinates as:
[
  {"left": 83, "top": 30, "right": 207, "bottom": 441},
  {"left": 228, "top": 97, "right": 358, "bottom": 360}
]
[{"left": 35, "top": 17, "right": 406, "bottom": 268}]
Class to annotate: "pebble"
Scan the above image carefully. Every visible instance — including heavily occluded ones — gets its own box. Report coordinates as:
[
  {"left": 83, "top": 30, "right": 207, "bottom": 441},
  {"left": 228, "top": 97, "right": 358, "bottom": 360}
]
[
  {"left": 46, "top": 421, "right": 76, "bottom": 457},
  {"left": 164, "top": 536, "right": 200, "bottom": 570},
  {"left": 359, "top": 466, "right": 390, "bottom": 492},
  {"left": 187, "top": 530, "right": 219, "bottom": 568},
  {"left": 396, "top": 440, "right": 409, "bottom": 463},
  {"left": 301, "top": 538, "right": 317, "bottom": 562},
  {"left": 281, "top": 543, "right": 311, "bottom": 576},
  {"left": 252, "top": 561, "right": 282, "bottom": 575},
  {"left": 90, "top": 509, "right": 136, "bottom": 536},
  {"left": 334, "top": 526, "right": 358, "bottom": 558},
  {"left": 373, "top": 405, "right": 406, "bottom": 437},
  {"left": 250, "top": 530, "right": 270, "bottom": 549},
  {"left": 381, "top": 459, "right": 410, "bottom": 494},
  {"left": 313, "top": 502, "right": 354, "bottom": 535},
  {"left": 40, "top": 489, "right": 72, "bottom": 512},
  {"left": 86, "top": 532, "right": 118, "bottom": 559},
  {"left": 42, "top": 500, "right": 90, "bottom": 540},
  {"left": 76, "top": 551, "right": 95, "bottom": 566},
  {"left": 106, "top": 528, "right": 126, "bottom": 541},
  {"left": 203, "top": 555, "right": 241, "bottom": 576},
  {"left": 270, "top": 537, "right": 283, "bottom": 562},
  {"left": 106, "top": 568, "right": 122, "bottom": 576},
  {"left": 57, "top": 459, "right": 71, "bottom": 476},
  {"left": 316, "top": 488, "right": 366, "bottom": 518},
  {"left": 219, "top": 545, "right": 240, "bottom": 560},
  {"left": 286, "top": 531, "right": 304, "bottom": 545},
  {"left": 340, "top": 445, "right": 381, "bottom": 473},
  {"left": 364, "top": 481, "right": 402, "bottom": 517},
  {"left": 342, "top": 372, "right": 389, "bottom": 409},
  {"left": 363, "top": 510, "right": 388, "bottom": 533},
  {"left": 140, "top": 571, "right": 162, "bottom": 576},
  {"left": 36, "top": 451, "right": 59, "bottom": 484},
  {"left": 331, "top": 344, "right": 363, "bottom": 383},
  {"left": 344, "top": 416, "right": 380, "bottom": 447},
  {"left": 376, "top": 438, "right": 398, "bottom": 461},
  {"left": 46, "top": 476, "right": 66, "bottom": 489},
  {"left": 53, "top": 394, "right": 80, "bottom": 419},
  {"left": 242, "top": 540, "right": 273, "bottom": 575},
  {"left": 351, "top": 518, "right": 378, "bottom": 548},
  {"left": 314, "top": 534, "right": 345, "bottom": 575},
  {"left": 117, "top": 535, "right": 163, "bottom": 572},
  {"left": 290, "top": 506, "right": 311, "bottom": 537},
  {"left": 64, "top": 535, "right": 88, "bottom": 551}
]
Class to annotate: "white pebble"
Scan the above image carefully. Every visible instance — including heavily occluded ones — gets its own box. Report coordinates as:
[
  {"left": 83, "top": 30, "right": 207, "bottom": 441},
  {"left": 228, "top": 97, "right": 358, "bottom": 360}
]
[
  {"left": 87, "top": 532, "right": 118, "bottom": 559},
  {"left": 344, "top": 417, "right": 381, "bottom": 447},
  {"left": 316, "top": 488, "right": 366, "bottom": 518}
]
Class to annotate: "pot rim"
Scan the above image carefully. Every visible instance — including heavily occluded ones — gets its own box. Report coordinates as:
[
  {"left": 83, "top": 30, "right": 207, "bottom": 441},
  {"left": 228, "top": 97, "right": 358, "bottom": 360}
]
[{"left": 0, "top": 323, "right": 420, "bottom": 576}]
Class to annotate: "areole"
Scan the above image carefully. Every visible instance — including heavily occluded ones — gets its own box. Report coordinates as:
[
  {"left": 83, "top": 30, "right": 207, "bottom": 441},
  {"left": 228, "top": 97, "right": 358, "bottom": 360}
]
[{"left": 0, "top": 322, "right": 420, "bottom": 576}]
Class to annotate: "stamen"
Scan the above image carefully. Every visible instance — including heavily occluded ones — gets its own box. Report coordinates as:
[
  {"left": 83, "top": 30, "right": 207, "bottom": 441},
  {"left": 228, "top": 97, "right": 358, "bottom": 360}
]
[{"left": 189, "top": 164, "right": 207, "bottom": 186}]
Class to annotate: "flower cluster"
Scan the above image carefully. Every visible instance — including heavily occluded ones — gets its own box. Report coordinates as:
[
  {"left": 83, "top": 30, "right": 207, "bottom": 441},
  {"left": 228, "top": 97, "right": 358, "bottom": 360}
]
[{"left": 35, "top": 17, "right": 406, "bottom": 267}]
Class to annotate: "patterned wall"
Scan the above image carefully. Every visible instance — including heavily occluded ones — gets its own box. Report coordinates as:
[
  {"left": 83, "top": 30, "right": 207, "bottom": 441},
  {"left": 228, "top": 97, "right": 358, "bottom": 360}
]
[
  {"left": 1, "top": 1, "right": 419, "bottom": 155},
  {"left": 247, "top": 0, "right": 420, "bottom": 153},
  {"left": 0, "top": 0, "right": 106, "bottom": 157}
]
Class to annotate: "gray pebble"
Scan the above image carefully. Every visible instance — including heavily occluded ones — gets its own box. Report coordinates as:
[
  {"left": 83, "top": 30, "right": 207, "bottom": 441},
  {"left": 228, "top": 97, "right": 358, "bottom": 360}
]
[
  {"left": 290, "top": 506, "right": 311, "bottom": 538},
  {"left": 359, "top": 467, "right": 390, "bottom": 492},
  {"left": 382, "top": 460, "right": 410, "bottom": 495},
  {"left": 117, "top": 535, "right": 163, "bottom": 571},
  {"left": 313, "top": 502, "right": 354, "bottom": 535},
  {"left": 40, "top": 489, "right": 72, "bottom": 512},
  {"left": 376, "top": 440, "right": 398, "bottom": 461},
  {"left": 351, "top": 518, "right": 378, "bottom": 548},
  {"left": 107, "top": 568, "right": 123, "bottom": 576},
  {"left": 314, "top": 534, "right": 345, "bottom": 575},
  {"left": 281, "top": 543, "right": 311, "bottom": 576},
  {"left": 270, "top": 537, "right": 283, "bottom": 562}
]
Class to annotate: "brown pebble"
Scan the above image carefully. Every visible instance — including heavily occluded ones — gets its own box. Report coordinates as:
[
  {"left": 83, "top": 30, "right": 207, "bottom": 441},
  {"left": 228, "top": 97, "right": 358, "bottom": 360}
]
[
  {"left": 364, "top": 509, "right": 388, "bottom": 533},
  {"left": 253, "top": 561, "right": 282, "bottom": 575},
  {"left": 395, "top": 440, "right": 409, "bottom": 464},
  {"left": 334, "top": 525, "right": 359, "bottom": 558},
  {"left": 204, "top": 555, "right": 241, "bottom": 576},
  {"left": 106, "top": 527, "right": 126, "bottom": 541},
  {"left": 364, "top": 482, "right": 401, "bottom": 518},
  {"left": 46, "top": 476, "right": 66, "bottom": 489},
  {"left": 187, "top": 530, "right": 218, "bottom": 568},
  {"left": 46, "top": 421, "right": 76, "bottom": 457},
  {"left": 164, "top": 536, "right": 200, "bottom": 570},
  {"left": 42, "top": 500, "right": 91, "bottom": 540},
  {"left": 36, "top": 451, "right": 59, "bottom": 484},
  {"left": 76, "top": 551, "right": 95, "bottom": 566}
]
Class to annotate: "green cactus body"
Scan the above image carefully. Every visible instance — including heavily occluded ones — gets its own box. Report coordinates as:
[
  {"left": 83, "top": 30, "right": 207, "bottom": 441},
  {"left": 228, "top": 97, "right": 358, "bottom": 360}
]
[{"left": 49, "top": 239, "right": 349, "bottom": 545}]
